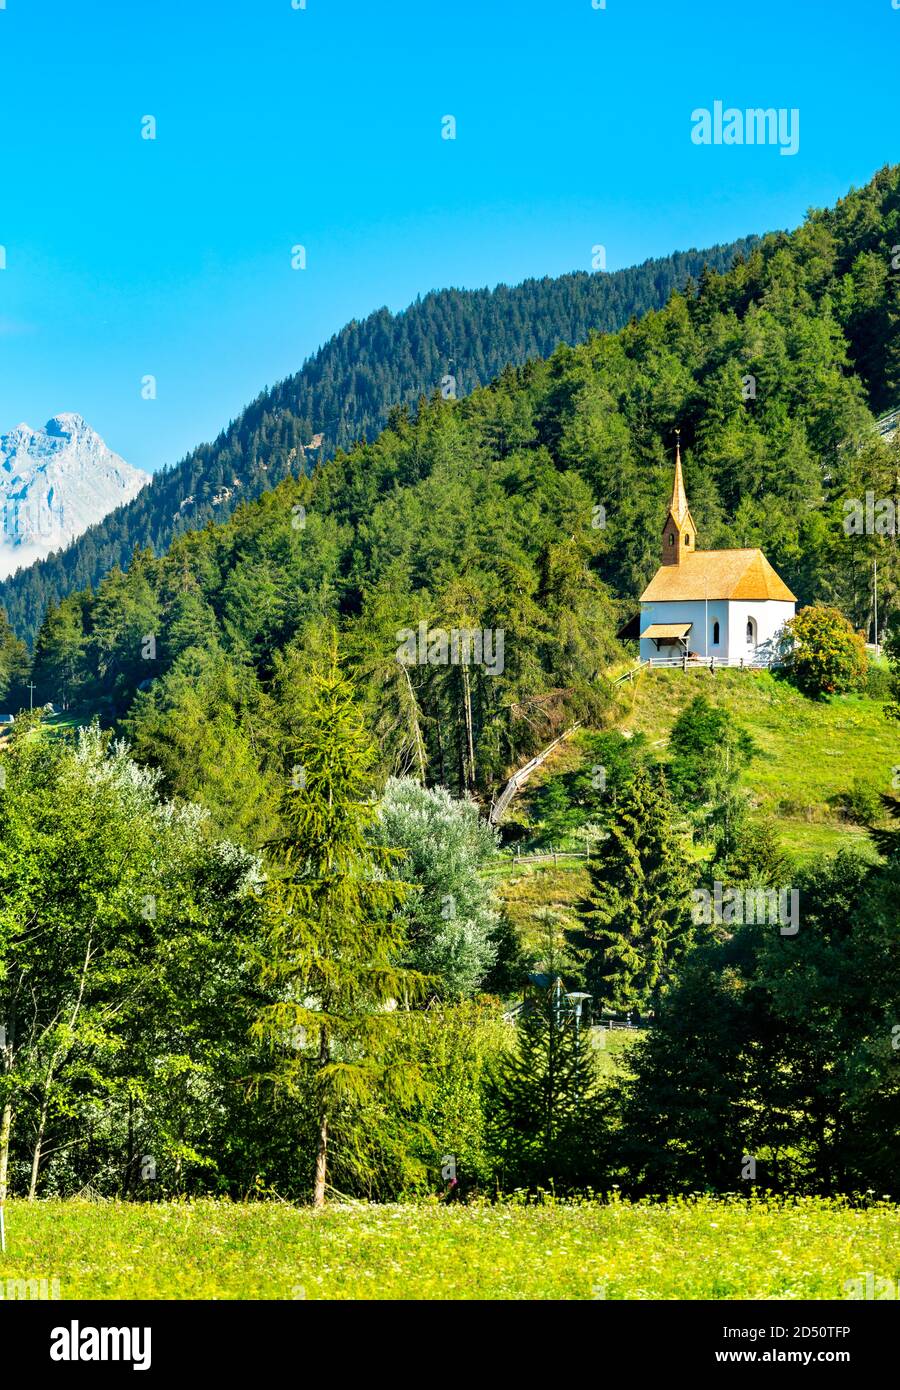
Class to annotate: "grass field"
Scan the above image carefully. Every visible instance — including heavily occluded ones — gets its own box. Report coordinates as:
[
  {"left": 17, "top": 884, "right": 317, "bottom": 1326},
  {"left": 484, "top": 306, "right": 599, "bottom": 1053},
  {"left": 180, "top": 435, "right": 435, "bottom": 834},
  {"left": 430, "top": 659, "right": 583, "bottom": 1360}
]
[
  {"left": 588, "top": 1024, "right": 642, "bottom": 1076},
  {"left": 488, "top": 858, "right": 591, "bottom": 944},
  {"left": 622, "top": 667, "right": 896, "bottom": 861},
  {"left": 1, "top": 1197, "right": 897, "bottom": 1300},
  {"left": 499, "top": 667, "right": 895, "bottom": 866}
]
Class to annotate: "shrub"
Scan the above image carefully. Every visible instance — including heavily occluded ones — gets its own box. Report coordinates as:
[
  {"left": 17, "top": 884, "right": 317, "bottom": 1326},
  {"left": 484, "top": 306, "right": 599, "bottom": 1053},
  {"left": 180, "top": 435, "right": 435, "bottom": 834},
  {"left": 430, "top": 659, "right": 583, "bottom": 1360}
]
[
  {"left": 865, "top": 663, "right": 894, "bottom": 700},
  {"left": 830, "top": 778, "right": 883, "bottom": 825},
  {"left": 373, "top": 777, "right": 502, "bottom": 997},
  {"left": 781, "top": 605, "right": 868, "bottom": 697}
]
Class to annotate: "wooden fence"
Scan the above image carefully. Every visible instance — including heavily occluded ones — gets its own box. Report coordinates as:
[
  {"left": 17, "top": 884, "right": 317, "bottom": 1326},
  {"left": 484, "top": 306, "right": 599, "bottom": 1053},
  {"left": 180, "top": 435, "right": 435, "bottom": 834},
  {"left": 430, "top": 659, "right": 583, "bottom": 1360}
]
[
  {"left": 642, "top": 655, "right": 783, "bottom": 670},
  {"left": 502, "top": 1002, "right": 648, "bottom": 1031},
  {"left": 489, "top": 722, "right": 582, "bottom": 826},
  {"left": 502, "top": 846, "right": 598, "bottom": 865}
]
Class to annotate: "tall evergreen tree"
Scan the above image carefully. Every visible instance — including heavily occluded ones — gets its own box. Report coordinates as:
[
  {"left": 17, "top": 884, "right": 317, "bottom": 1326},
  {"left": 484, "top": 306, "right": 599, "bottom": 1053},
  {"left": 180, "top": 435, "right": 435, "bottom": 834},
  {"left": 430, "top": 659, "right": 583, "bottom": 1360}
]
[
  {"left": 485, "top": 913, "right": 602, "bottom": 1190},
  {"left": 582, "top": 767, "right": 694, "bottom": 1012},
  {"left": 252, "top": 641, "right": 427, "bottom": 1206},
  {"left": 30, "top": 596, "right": 86, "bottom": 708},
  {"left": 0, "top": 607, "right": 29, "bottom": 708}
]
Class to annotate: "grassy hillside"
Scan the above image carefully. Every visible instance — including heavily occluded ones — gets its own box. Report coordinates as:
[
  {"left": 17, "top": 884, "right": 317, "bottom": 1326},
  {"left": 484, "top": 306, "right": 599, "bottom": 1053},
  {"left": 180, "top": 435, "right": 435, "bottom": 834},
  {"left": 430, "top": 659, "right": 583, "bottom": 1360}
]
[
  {"left": 2, "top": 1196, "right": 895, "bottom": 1299},
  {"left": 622, "top": 668, "right": 895, "bottom": 861},
  {"left": 487, "top": 857, "right": 591, "bottom": 937},
  {"left": 500, "top": 667, "right": 896, "bottom": 864}
]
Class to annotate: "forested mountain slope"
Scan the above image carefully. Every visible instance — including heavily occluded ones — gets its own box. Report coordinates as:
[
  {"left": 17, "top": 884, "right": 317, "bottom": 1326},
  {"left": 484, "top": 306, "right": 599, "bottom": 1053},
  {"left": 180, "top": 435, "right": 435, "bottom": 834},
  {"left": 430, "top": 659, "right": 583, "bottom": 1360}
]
[
  {"left": 0, "top": 238, "right": 758, "bottom": 644},
  {"left": 17, "top": 166, "right": 900, "bottom": 847}
]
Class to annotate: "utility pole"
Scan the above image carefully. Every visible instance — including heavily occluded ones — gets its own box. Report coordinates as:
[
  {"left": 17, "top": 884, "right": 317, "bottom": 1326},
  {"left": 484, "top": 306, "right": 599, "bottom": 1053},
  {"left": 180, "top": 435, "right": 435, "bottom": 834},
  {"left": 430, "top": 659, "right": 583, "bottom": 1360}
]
[
  {"left": 27, "top": 680, "right": 36, "bottom": 712},
  {"left": 705, "top": 577, "right": 709, "bottom": 660},
  {"left": 565, "top": 992, "right": 592, "bottom": 1106}
]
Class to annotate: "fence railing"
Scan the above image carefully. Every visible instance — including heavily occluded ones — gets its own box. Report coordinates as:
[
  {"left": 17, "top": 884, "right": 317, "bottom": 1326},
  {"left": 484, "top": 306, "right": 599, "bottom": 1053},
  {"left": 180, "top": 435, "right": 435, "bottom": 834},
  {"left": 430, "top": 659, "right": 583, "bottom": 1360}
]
[
  {"left": 501, "top": 845, "right": 603, "bottom": 864},
  {"left": 489, "top": 722, "right": 582, "bottom": 826},
  {"left": 643, "top": 655, "right": 783, "bottom": 670},
  {"left": 501, "top": 1005, "right": 649, "bottom": 1030},
  {"left": 613, "top": 656, "right": 784, "bottom": 680}
]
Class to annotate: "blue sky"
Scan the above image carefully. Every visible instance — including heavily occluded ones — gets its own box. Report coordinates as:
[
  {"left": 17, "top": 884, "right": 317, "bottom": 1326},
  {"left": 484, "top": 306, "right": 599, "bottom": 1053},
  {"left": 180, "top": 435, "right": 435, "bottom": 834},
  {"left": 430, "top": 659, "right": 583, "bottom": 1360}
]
[{"left": 1, "top": 0, "right": 898, "bottom": 473}]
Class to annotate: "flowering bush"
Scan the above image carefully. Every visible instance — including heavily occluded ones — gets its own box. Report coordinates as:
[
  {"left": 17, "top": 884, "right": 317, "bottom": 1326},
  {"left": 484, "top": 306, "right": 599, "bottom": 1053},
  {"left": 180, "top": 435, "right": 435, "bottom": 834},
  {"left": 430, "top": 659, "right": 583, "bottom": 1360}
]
[{"left": 782, "top": 605, "right": 868, "bottom": 697}]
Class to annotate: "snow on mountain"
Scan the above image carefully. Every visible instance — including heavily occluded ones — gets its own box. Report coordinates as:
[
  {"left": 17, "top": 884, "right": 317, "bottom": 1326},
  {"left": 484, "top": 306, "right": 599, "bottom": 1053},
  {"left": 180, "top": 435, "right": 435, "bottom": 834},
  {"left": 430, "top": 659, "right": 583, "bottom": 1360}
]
[{"left": 0, "top": 414, "right": 149, "bottom": 578}]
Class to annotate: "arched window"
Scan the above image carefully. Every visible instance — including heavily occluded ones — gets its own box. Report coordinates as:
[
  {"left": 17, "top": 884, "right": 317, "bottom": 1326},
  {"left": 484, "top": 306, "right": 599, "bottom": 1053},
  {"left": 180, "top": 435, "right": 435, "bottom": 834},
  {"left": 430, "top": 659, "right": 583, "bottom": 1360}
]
[
  {"left": 668, "top": 533, "right": 675, "bottom": 546},
  {"left": 746, "top": 617, "right": 756, "bottom": 645},
  {"left": 685, "top": 534, "right": 691, "bottom": 546},
  {"left": 712, "top": 620, "right": 720, "bottom": 645}
]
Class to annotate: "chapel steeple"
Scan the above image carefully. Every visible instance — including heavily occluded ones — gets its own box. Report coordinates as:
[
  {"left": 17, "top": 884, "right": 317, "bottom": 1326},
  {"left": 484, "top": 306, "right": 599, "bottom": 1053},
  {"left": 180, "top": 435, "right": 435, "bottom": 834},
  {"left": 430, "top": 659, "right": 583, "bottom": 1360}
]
[{"left": 661, "top": 430, "right": 698, "bottom": 566}]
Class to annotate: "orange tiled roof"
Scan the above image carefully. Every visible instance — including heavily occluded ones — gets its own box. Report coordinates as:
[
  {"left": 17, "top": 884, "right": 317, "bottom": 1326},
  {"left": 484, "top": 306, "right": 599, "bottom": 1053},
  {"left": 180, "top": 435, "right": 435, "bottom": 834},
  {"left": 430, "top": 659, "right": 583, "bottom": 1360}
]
[{"left": 640, "top": 549, "right": 797, "bottom": 603}]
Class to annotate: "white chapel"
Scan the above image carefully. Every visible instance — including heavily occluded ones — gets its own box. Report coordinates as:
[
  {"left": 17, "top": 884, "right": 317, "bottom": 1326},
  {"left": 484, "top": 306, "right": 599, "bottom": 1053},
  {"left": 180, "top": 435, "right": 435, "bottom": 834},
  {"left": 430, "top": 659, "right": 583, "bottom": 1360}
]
[{"left": 638, "top": 437, "right": 796, "bottom": 665}]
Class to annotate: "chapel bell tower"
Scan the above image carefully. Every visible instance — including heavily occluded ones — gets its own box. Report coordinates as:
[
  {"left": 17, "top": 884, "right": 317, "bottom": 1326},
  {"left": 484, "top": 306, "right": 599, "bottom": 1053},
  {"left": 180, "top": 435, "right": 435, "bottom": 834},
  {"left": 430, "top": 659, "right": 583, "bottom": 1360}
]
[{"left": 661, "top": 430, "right": 698, "bottom": 566}]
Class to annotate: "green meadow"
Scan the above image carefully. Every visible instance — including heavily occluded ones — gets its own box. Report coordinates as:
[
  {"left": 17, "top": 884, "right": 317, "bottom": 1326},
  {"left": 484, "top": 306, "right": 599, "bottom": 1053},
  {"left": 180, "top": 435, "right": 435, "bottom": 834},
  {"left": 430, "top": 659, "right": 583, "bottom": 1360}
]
[
  {"left": 621, "top": 667, "right": 895, "bottom": 861},
  {"left": 1, "top": 1197, "right": 896, "bottom": 1300},
  {"left": 498, "top": 667, "right": 895, "bottom": 867}
]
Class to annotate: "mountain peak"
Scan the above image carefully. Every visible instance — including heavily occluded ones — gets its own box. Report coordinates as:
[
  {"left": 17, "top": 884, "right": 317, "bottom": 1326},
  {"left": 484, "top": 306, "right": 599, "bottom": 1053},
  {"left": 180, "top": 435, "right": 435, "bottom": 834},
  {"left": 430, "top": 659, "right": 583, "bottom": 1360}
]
[
  {"left": 45, "top": 412, "right": 91, "bottom": 438},
  {"left": 0, "top": 415, "right": 149, "bottom": 579},
  {"left": 7, "top": 422, "right": 35, "bottom": 441}
]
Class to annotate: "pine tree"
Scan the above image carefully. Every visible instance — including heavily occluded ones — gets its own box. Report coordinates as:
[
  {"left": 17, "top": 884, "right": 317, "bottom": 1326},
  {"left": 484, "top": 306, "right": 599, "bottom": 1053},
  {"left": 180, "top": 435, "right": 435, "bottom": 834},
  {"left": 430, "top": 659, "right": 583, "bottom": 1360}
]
[
  {"left": 30, "top": 596, "right": 86, "bottom": 709},
  {"left": 485, "top": 913, "right": 601, "bottom": 1190},
  {"left": 582, "top": 767, "right": 693, "bottom": 1012},
  {"left": 252, "top": 639, "right": 427, "bottom": 1206},
  {"left": 0, "top": 607, "right": 29, "bottom": 708}
]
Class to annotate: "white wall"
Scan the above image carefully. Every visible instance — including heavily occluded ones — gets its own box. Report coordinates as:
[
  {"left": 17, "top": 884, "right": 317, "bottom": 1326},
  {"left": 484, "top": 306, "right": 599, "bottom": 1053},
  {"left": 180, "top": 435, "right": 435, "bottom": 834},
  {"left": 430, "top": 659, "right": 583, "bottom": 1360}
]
[
  {"left": 639, "top": 599, "right": 794, "bottom": 663},
  {"left": 724, "top": 600, "right": 794, "bottom": 663},
  {"left": 639, "top": 599, "right": 728, "bottom": 662}
]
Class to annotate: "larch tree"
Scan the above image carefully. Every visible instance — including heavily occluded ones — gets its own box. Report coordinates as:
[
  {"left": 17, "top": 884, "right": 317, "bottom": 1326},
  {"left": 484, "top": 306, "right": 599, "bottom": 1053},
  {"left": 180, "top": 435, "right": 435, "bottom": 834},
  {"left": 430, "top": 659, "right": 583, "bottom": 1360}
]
[{"left": 252, "top": 641, "right": 428, "bottom": 1207}]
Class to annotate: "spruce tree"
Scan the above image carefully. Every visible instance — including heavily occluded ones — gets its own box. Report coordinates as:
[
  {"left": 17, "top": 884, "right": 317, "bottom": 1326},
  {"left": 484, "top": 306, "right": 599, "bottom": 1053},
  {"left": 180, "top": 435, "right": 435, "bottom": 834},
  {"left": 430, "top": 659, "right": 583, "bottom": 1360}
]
[
  {"left": 30, "top": 597, "right": 86, "bottom": 709},
  {"left": 582, "top": 767, "right": 693, "bottom": 1012},
  {"left": 485, "top": 913, "right": 601, "bottom": 1190},
  {"left": 0, "top": 607, "right": 29, "bottom": 709},
  {"left": 252, "top": 640, "right": 427, "bottom": 1206}
]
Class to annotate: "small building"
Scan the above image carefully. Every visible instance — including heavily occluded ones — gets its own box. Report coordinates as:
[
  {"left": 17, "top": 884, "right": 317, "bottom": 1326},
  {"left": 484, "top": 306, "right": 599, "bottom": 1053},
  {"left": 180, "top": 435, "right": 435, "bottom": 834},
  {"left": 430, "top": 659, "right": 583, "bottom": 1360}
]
[
  {"left": 637, "top": 438, "right": 796, "bottom": 665},
  {"left": 521, "top": 974, "right": 592, "bottom": 1027},
  {"left": 524, "top": 972, "right": 566, "bottom": 1004}
]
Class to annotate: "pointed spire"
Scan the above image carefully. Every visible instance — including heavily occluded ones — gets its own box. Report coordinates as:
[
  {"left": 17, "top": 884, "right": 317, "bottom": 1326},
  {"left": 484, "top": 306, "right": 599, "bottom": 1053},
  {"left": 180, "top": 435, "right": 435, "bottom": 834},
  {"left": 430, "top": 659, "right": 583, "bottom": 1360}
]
[{"left": 668, "top": 428, "right": 689, "bottom": 524}]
